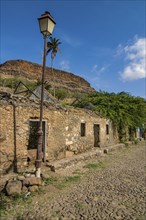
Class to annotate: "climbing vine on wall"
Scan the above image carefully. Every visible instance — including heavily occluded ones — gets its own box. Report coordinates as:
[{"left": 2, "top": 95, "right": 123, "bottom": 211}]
[{"left": 72, "top": 91, "right": 146, "bottom": 141}]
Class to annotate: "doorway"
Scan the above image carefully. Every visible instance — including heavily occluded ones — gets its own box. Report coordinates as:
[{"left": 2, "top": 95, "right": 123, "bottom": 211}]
[
  {"left": 28, "top": 120, "right": 47, "bottom": 161},
  {"left": 94, "top": 124, "right": 100, "bottom": 147}
]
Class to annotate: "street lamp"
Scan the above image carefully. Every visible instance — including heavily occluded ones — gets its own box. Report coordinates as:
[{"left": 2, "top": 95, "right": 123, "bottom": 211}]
[{"left": 35, "top": 11, "right": 56, "bottom": 177}]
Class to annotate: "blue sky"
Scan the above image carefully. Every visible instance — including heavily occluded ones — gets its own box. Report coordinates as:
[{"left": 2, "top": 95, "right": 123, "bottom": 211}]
[{"left": 1, "top": 0, "right": 146, "bottom": 98}]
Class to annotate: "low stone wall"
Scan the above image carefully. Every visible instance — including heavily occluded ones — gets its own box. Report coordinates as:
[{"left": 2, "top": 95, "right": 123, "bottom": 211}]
[{"left": 48, "top": 148, "right": 102, "bottom": 172}]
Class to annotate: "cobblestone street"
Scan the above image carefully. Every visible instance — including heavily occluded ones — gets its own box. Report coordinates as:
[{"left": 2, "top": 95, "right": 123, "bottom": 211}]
[{"left": 19, "top": 143, "right": 146, "bottom": 220}]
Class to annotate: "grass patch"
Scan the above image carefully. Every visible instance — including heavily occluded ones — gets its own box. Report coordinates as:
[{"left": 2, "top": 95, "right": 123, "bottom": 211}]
[
  {"left": 43, "top": 176, "right": 58, "bottom": 185},
  {"left": 124, "top": 142, "right": 129, "bottom": 148},
  {"left": 55, "top": 175, "right": 81, "bottom": 190},
  {"left": 75, "top": 201, "right": 87, "bottom": 209},
  {"left": 55, "top": 183, "right": 67, "bottom": 190},
  {"left": 64, "top": 175, "right": 81, "bottom": 183},
  {"left": 43, "top": 175, "right": 81, "bottom": 190},
  {"left": 0, "top": 192, "right": 9, "bottom": 216},
  {"left": 0, "top": 77, "right": 38, "bottom": 92},
  {"left": 83, "top": 161, "right": 105, "bottom": 169},
  {"left": 136, "top": 215, "right": 146, "bottom": 220},
  {"left": 133, "top": 139, "right": 139, "bottom": 145},
  {"left": 72, "top": 169, "right": 83, "bottom": 175},
  {"left": 0, "top": 192, "right": 33, "bottom": 219}
]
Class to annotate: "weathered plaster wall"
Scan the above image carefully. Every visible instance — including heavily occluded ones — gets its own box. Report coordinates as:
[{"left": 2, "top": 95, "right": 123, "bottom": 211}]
[{"left": 0, "top": 98, "right": 115, "bottom": 173}]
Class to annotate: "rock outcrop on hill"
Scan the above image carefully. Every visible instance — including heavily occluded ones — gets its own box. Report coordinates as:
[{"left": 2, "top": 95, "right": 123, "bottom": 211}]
[{"left": 0, "top": 60, "right": 95, "bottom": 94}]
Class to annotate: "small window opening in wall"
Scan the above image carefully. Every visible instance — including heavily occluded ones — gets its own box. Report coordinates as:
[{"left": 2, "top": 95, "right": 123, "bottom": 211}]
[
  {"left": 106, "top": 124, "right": 109, "bottom": 135},
  {"left": 81, "top": 123, "right": 86, "bottom": 137}
]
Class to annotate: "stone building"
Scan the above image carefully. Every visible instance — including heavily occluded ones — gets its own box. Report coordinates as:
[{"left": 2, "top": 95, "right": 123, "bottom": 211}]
[{"left": 0, "top": 92, "right": 116, "bottom": 173}]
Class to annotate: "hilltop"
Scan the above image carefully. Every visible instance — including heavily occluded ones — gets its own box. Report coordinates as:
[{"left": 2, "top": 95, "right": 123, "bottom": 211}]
[{"left": 0, "top": 60, "right": 95, "bottom": 95}]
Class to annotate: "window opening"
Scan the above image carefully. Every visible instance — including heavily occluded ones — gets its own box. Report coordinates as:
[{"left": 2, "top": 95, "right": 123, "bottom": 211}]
[
  {"left": 81, "top": 123, "right": 86, "bottom": 137},
  {"left": 106, "top": 124, "right": 109, "bottom": 135}
]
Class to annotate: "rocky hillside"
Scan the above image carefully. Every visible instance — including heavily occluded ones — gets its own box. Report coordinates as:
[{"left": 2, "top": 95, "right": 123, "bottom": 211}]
[{"left": 0, "top": 60, "right": 95, "bottom": 94}]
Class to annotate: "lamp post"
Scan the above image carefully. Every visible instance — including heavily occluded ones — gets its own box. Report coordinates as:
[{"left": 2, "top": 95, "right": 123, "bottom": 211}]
[{"left": 35, "top": 11, "right": 56, "bottom": 178}]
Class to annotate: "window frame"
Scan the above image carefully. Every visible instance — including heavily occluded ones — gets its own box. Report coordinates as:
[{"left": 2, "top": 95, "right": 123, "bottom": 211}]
[
  {"left": 81, "top": 122, "right": 86, "bottom": 137},
  {"left": 106, "top": 124, "right": 109, "bottom": 135}
]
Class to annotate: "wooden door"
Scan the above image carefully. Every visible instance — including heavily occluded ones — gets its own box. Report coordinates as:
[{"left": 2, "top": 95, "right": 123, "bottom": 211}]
[{"left": 94, "top": 124, "right": 100, "bottom": 147}]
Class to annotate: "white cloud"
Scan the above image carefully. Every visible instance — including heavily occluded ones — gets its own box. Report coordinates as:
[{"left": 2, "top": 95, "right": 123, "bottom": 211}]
[
  {"left": 91, "top": 64, "right": 98, "bottom": 73},
  {"left": 114, "top": 44, "right": 124, "bottom": 57},
  {"left": 91, "top": 64, "right": 107, "bottom": 74},
  {"left": 120, "top": 37, "right": 146, "bottom": 81},
  {"left": 100, "top": 66, "right": 106, "bottom": 73},
  {"left": 60, "top": 60, "right": 70, "bottom": 71}
]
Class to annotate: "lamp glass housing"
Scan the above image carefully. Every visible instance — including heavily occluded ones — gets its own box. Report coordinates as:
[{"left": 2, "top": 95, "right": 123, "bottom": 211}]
[{"left": 38, "top": 11, "right": 56, "bottom": 36}]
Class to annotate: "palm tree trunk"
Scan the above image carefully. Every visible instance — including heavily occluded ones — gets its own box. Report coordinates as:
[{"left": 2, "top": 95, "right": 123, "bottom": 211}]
[{"left": 51, "top": 59, "right": 55, "bottom": 98}]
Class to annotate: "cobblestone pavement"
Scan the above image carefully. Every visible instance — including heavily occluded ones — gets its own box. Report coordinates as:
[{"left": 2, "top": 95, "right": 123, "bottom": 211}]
[{"left": 18, "top": 143, "right": 146, "bottom": 219}]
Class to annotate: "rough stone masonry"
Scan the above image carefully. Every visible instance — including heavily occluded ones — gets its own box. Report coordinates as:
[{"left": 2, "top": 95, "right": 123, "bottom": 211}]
[{"left": 0, "top": 92, "right": 116, "bottom": 173}]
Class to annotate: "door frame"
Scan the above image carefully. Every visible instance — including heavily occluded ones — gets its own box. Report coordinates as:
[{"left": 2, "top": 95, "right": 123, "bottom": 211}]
[
  {"left": 28, "top": 119, "right": 47, "bottom": 162},
  {"left": 93, "top": 123, "right": 100, "bottom": 147}
]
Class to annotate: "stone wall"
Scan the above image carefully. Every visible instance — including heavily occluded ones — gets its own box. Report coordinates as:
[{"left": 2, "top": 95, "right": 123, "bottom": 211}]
[{"left": 0, "top": 94, "right": 115, "bottom": 173}]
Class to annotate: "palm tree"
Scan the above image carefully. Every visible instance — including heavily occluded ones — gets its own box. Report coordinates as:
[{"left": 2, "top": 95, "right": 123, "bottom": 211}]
[{"left": 47, "top": 37, "right": 61, "bottom": 97}]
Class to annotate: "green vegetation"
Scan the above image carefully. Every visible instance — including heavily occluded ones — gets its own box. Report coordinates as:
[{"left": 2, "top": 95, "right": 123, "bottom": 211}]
[
  {"left": 0, "top": 192, "right": 8, "bottom": 215},
  {"left": 71, "top": 92, "right": 86, "bottom": 100},
  {"left": 64, "top": 175, "right": 81, "bottom": 183},
  {"left": 55, "top": 175, "right": 81, "bottom": 189},
  {"left": 72, "top": 91, "right": 146, "bottom": 142},
  {"left": 124, "top": 142, "right": 129, "bottom": 148},
  {"left": 75, "top": 201, "right": 87, "bottom": 209},
  {"left": 0, "top": 77, "right": 38, "bottom": 91},
  {"left": 0, "top": 192, "right": 32, "bottom": 218},
  {"left": 43, "top": 176, "right": 58, "bottom": 185},
  {"left": 72, "top": 169, "right": 84, "bottom": 175},
  {"left": 56, "top": 175, "right": 81, "bottom": 190},
  {"left": 83, "top": 162, "right": 105, "bottom": 169},
  {"left": 0, "top": 76, "right": 88, "bottom": 104},
  {"left": 0, "top": 77, "right": 21, "bottom": 89},
  {"left": 53, "top": 88, "right": 68, "bottom": 100},
  {"left": 0, "top": 175, "right": 80, "bottom": 219},
  {"left": 137, "top": 215, "right": 146, "bottom": 220},
  {"left": 43, "top": 175, "right": 81, "bottom": 190},
  {"left": 133, "top": 138, "right": 139, "bottom": 145},
  {"left": 1, "top": 76, "right": 145, "bottom": 144}
]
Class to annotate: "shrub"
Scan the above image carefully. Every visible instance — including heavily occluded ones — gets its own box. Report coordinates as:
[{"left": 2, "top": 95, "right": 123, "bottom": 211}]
[{"left": 55, "top": 89, "right": 68, "bottom": 100}]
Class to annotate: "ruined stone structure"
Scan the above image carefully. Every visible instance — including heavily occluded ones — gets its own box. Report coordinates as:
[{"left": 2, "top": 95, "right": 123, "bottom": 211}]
[{"left": 0, "top": 92, "right": 116, "bottom": 173}]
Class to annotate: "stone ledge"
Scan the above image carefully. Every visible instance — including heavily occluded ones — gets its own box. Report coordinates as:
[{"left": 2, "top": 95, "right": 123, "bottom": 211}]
[
  {"left": 103, "top": 143, "right": 125, "bottom": 154},
  {"left": 47, "top": 148, "right": 102, "bottom": 172},
  {"left": 47, "top": 143, "right": 129, "bottom": 172}
]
